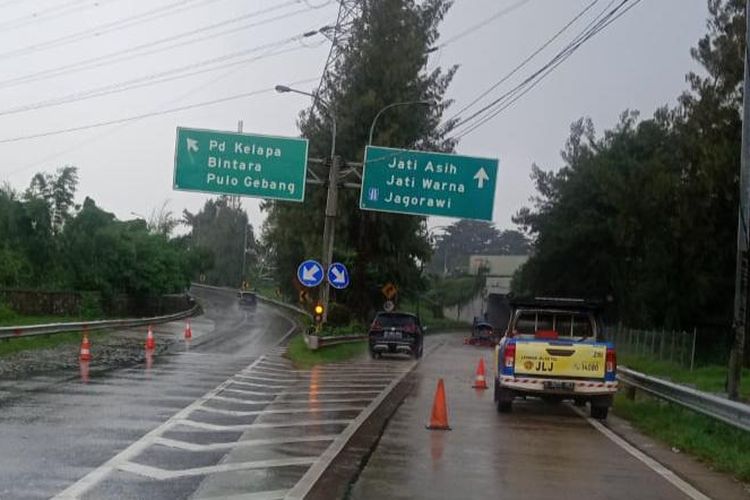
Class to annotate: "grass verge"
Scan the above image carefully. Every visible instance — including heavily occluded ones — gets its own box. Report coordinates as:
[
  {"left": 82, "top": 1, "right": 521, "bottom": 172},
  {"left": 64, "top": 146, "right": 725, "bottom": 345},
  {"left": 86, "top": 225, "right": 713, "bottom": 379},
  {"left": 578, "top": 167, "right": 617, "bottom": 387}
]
[
  {"left": 620, "top": 355, "right": 750, "bottom": 401},
  {"left": 285, "top": 334, "right": 368, "bottom": 369},
  {"left": 0, "top": 315, "right": 89, "bottom": 327},
  {"left": 0, "top": 329, "right": 109, "bottom": 357},
  {"left": 613, "top": 393, "right": 750, "bottom": 482}
]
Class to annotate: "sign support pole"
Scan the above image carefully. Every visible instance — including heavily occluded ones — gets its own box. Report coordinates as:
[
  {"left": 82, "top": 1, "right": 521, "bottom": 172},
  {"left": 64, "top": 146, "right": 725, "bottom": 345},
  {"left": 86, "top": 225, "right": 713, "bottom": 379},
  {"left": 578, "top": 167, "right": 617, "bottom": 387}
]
[{"left": 320, "top": 155, "right": 341, "bottom": 321}]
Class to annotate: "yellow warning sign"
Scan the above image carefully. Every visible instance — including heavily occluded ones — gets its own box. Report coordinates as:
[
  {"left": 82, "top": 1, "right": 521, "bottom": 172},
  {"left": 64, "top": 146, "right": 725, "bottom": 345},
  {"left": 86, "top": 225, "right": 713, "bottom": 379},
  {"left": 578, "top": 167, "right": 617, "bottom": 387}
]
[{"left": 381, "top": 282, "right": 398, "bottom": 300}]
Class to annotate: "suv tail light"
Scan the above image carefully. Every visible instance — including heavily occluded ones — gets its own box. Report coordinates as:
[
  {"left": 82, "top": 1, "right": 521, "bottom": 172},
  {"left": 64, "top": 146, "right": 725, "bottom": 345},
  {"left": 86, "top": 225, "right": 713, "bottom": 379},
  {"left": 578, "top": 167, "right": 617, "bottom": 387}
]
[
  {"left": 606, "top": 347, "right": 616, "bottom": 373},
  {"left": 403, "top": 323, "right": 416, "bottom": 334},
  {"left": 370, "top": 320, "right": 383, "bottom": 332},
  {"left": 504, "top": 342, "right": 516, "bottom": 369}
]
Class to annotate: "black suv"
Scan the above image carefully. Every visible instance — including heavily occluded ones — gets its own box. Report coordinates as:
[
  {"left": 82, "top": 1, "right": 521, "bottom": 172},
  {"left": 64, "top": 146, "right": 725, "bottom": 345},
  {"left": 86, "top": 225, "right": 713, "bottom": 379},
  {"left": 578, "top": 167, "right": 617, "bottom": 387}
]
[
  {"left": 237, "top": 291, "right": 258, "bottom": 309},
  {"left": 368, "top": 312, "right": 424, "bottom": 359}
]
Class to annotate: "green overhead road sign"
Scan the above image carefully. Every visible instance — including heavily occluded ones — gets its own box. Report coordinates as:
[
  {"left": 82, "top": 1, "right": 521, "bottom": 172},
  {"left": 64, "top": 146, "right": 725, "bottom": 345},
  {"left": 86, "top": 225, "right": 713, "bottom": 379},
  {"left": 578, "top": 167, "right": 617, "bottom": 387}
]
[
  {"left": 173, "top": 127, "right": 308, "bottom": 202},
  {"left": 360, "top": 145, "right": 499, "bottom": 220}
]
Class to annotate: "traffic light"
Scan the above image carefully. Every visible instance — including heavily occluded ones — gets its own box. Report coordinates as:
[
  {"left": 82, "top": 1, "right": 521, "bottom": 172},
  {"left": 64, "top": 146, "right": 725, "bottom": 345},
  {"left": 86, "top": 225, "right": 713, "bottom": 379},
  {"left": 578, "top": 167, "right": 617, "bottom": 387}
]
[{"left": 313, "top": 303, "right": 324, "bottom": 326}]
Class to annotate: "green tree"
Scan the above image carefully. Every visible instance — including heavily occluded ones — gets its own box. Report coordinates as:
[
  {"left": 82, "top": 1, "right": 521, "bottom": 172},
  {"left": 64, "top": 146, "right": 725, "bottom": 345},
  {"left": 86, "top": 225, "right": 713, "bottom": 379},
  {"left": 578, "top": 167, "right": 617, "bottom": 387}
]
[
  {"left": 183, "top": 197, "right": 255, "bottom": 287},
  {"left": 262, "top": 0, "right": 456, "bottom": 318},
  {"left": 428, "top": 221, "right": 530, "bottom": 275},
  {"left": 513, "top": 0, "right": 746, "bottom": 346}
]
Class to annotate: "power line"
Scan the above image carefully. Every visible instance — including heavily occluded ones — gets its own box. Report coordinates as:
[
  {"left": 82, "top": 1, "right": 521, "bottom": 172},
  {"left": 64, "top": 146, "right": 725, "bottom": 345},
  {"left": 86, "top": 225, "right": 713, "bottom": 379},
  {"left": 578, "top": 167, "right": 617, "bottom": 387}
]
[
  {"left": 0, "top": 0, "right": 124, "bottom": 33},
  {"left": 451, "top": 0, "right": 642, "bottom": 139},
  {"left": 436, "top": 0, "right": 532, "bottom": 49},
  {"left": 2, "top": 57, "right": 285, "bottom": 178},
  {"left": 0, "top": 77, "right": 320, "bottom": 145},
  {"left": 0, "top": 0, "right": 227, "bottom": 61},
  {"left": 0, "top": 1, "right": 314, "bottom": 89},
  {"left": 445, "top": 0, "right": 601, "bottom": 123},
  {"left": 0, "top": 31, "right": 327, "bottom": 117}
]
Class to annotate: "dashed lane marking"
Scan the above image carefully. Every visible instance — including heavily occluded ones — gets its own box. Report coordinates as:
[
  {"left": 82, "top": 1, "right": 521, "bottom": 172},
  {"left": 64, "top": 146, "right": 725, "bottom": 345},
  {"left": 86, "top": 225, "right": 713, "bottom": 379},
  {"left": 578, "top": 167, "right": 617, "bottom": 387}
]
[
  {"left": 153, "top": 435, "right": 338, "bottom": 452},
  {"left": 117, "top": 456, "right": 318, "bottom": 480}
]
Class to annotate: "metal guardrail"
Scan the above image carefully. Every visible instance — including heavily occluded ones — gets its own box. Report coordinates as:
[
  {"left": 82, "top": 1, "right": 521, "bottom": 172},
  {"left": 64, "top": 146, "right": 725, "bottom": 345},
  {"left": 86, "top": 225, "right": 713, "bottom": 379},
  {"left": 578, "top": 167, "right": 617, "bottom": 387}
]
[
  {"left": 617, "top": 366, "right": 750, "bottom": 432},
  {"left": 0, "top": 304, "right": 200, "bottom": 341}
]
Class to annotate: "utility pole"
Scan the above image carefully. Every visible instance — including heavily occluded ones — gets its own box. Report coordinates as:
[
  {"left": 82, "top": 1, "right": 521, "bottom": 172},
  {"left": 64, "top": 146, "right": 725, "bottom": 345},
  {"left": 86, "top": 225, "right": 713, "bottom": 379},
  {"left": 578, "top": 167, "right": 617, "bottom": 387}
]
[
  {"left": 728, "top": 1, "right": 750, "bottom": 401},
  {"left": 320, "top": 155, "right": 341, "bottom": 317}
]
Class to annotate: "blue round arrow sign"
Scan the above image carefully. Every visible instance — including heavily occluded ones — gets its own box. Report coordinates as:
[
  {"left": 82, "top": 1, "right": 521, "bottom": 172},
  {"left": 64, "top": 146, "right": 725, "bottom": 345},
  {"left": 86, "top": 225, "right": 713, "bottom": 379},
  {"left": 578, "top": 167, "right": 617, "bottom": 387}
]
[
  {"left": 297, "top": 259, "right": 324, "bottom": 287},
  {"left": 327, "top": 262, "right": 350, "bottom": 289}
]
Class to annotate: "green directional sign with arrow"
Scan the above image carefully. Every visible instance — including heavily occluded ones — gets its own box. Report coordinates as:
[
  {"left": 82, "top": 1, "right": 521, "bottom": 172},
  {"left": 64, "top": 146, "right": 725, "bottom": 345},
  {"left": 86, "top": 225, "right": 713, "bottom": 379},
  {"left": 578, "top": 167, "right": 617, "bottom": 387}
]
[
  {"left": 173, "top": 127, "right": 308, "bottom": 202},
  {"left": 360, "top": 145, "right": 499, "bottom": 220}
]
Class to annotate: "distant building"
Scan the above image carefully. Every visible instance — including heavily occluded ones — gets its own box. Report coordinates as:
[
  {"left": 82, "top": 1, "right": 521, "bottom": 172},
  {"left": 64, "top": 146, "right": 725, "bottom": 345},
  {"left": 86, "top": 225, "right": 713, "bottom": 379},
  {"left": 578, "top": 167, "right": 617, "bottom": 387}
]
[
  {"left": 469, "top": 255, "right": 528, "bottom": 279},
  {"left": 445, "top": 255, "right": 529, "bottom": 330}
]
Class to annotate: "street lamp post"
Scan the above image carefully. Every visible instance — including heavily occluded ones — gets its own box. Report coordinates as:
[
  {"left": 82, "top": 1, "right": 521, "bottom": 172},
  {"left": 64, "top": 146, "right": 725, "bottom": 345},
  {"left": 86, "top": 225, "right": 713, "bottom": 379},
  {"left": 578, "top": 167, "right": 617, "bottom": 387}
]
[
  {"left": 275, "top": 85, "right": 339, "bottom": 319},
  {"left": 367, "top": 100, "right": 431, "bottom": 146}
]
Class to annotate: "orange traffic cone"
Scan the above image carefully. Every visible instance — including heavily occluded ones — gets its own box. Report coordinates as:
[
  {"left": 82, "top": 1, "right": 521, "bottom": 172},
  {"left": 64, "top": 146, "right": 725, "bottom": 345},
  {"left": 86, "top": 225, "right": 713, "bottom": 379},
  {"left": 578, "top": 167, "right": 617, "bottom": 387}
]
[
  {"left": 472, "top": 358, "right": 488, "bottom": 389},
  {"left": 426, "top": 378, "right": 451, "bottom": 430},
  {"left": 145, "top": 325, "right": 156, "bottom": 350},
  {"left": 79, "top": 332, "right": 92, "bottom": 362},
  {"left": 184, "top": 319, "right": 192, "bottom": 340}
]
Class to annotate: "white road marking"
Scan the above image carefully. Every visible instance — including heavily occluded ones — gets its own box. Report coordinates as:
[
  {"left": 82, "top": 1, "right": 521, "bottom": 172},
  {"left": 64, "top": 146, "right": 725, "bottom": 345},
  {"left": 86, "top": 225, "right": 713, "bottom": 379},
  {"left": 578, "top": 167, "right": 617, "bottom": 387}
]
[
  {"left": 234, "top": 375, "right": 297, "bottom": 383},
  {"left": 198, "top": 489, "right": 289, "bottom": 500},
  {"left": 154, "top": 434, "right": 338, "bottom": 452},
  {"left": 177, "top": 418, "right": 353, "bottom": 431},
  {"left": 224, "top": 388, "right": 381, "bottom": 397},
  {"left": 211, "top": 395, "right": 276, "bottom": 404},
  {"left": 230, "top": 380, "right": 291, "bottom": 390},
  {"left": 51, "top": 357, "right": 269, "bottom": 500},
  {"left": 571, "top": 407, "right": 712, "bottom": 500},
  {"left": 51, "top": 320, "right": 304, "bottom": 500},
  {"left": 117, "top": 456, "right": 317, "bottom": 480},
  {"left": 284, "top": 357, "right": 420, "bottom": 500},
  {"left": 211, "top": 395, "right": 375, "bottom": 406},
  {"left": 195, "top": 405, "right": 366, "bottom": 417}
]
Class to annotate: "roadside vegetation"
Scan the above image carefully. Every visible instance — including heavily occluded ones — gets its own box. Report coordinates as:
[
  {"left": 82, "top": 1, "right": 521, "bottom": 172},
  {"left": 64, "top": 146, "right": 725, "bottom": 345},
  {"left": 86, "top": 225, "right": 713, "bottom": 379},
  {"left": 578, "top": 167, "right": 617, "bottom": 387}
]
[
  {"left": 620, "top": 355, "right": 750, "bottom": 401},
  {"left": 285, "top": 334, "right": 367, "bottom": 369},
  {"left": 613, "top": 393, "right": 750, "bottom": 482},
  {"left": 0, "top": 329, "right": 107, "bottom": 358},
  {"left": 510, "top": 1, "right": 748, "bottom": 367}
]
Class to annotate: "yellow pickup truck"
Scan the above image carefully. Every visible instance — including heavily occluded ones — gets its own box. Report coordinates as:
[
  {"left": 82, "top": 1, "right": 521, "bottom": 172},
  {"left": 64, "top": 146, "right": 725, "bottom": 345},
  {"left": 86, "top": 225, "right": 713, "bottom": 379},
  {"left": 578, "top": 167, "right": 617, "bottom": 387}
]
[{"left": 494, "top": 297, "right": 617, "bottom": 419}]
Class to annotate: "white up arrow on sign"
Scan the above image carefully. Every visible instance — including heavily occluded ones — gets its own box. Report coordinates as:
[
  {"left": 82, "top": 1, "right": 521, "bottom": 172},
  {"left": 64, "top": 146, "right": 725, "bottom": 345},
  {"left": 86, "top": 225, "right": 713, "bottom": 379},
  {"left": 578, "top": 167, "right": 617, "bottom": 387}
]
[
  {"left": 186, "top": 138, "right": 199, "bottom": 152},
  {"left": 302, "top": 265, "right": 320, "bottom": 281},
  {"left": 473, "top": 167, "right": 489, "bottom": 189}
]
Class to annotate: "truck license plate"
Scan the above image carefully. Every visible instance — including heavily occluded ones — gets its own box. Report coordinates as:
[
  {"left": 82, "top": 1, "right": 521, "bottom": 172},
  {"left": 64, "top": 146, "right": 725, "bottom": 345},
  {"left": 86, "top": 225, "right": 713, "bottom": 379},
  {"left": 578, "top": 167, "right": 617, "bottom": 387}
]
[{"left": 543, "top": 381, "right": 575, "bottom": 391}]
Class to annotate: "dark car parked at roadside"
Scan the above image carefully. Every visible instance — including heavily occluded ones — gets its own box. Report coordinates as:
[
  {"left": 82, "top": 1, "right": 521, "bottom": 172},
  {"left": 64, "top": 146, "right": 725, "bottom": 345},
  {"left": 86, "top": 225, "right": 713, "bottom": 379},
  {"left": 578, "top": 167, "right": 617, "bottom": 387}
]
[
  {"left": 368, "top": 311, "right": 424, "bottom": 359},
  {"left": 237, "top": 291, "right": 258, "bottom": 309}
]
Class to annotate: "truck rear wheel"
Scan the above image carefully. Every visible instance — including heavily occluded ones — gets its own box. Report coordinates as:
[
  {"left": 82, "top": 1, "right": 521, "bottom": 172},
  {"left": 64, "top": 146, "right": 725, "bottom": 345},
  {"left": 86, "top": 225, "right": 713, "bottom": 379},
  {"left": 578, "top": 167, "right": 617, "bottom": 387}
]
[
  {"left": 590, "top": 405, "right": 609, "bottom": 420},
  {"left": 497, "top": 400, "right": 512, "bottom": 413}
]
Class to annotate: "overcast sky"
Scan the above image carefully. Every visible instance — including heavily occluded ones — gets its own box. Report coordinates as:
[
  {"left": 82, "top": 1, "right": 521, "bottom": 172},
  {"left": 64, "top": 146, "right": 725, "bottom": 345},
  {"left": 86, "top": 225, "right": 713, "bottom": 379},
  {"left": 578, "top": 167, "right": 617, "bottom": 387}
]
[{"left": 0, "top": 0, "right": 709, "bottom": 235}]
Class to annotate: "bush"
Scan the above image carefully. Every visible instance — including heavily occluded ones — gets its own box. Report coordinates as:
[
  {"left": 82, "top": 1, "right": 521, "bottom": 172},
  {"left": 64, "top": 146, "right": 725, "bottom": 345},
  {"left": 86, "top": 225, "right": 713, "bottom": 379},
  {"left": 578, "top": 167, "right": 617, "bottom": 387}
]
[
  {"left": 326, "top": 302, "right": 353, "bottom": 327},
  {"left": 0, "top": 301, "right": 16, "bottom": 322},
  {"left": 79, "top": 292, "right": 104, "bottom": 319}
]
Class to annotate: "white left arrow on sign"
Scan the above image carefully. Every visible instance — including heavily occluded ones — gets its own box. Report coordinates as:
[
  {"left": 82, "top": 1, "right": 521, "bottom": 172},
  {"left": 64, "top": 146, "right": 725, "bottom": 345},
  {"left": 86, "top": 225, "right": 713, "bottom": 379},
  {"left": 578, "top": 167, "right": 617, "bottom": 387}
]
[
  {"left": 302, "top": 265, "right": 320, "bottom": 281},
  {"left": 186, "top": 138, "right": 199, "bottom": 153},
  {"left": 473, "top": 167, "right": 489, "bottom": 189}
]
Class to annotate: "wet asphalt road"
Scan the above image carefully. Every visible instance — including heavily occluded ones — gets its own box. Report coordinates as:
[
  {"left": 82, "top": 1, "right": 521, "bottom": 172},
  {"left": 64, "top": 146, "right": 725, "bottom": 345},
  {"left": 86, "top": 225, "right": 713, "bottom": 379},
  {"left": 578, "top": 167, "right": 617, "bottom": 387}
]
[
  {"left": 0, "top": 287, "right": 294, "bottom": 499},
  {"left": 0, "top": 287, "right": 414, "bottom": 500},
  {"left": 349, "top": 334, "right": 730, "bottom": 500}
]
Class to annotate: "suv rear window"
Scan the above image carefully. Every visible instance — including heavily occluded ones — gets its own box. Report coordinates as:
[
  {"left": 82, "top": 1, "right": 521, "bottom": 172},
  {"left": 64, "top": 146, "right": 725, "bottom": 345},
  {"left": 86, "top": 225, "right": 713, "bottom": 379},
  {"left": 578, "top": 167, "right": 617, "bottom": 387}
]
[
  {"left": 513, "top": 310, "right": 594, "bottom": 340},
  {"left": 374, "top": 314, "right": 417, "bottom": 328}
]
